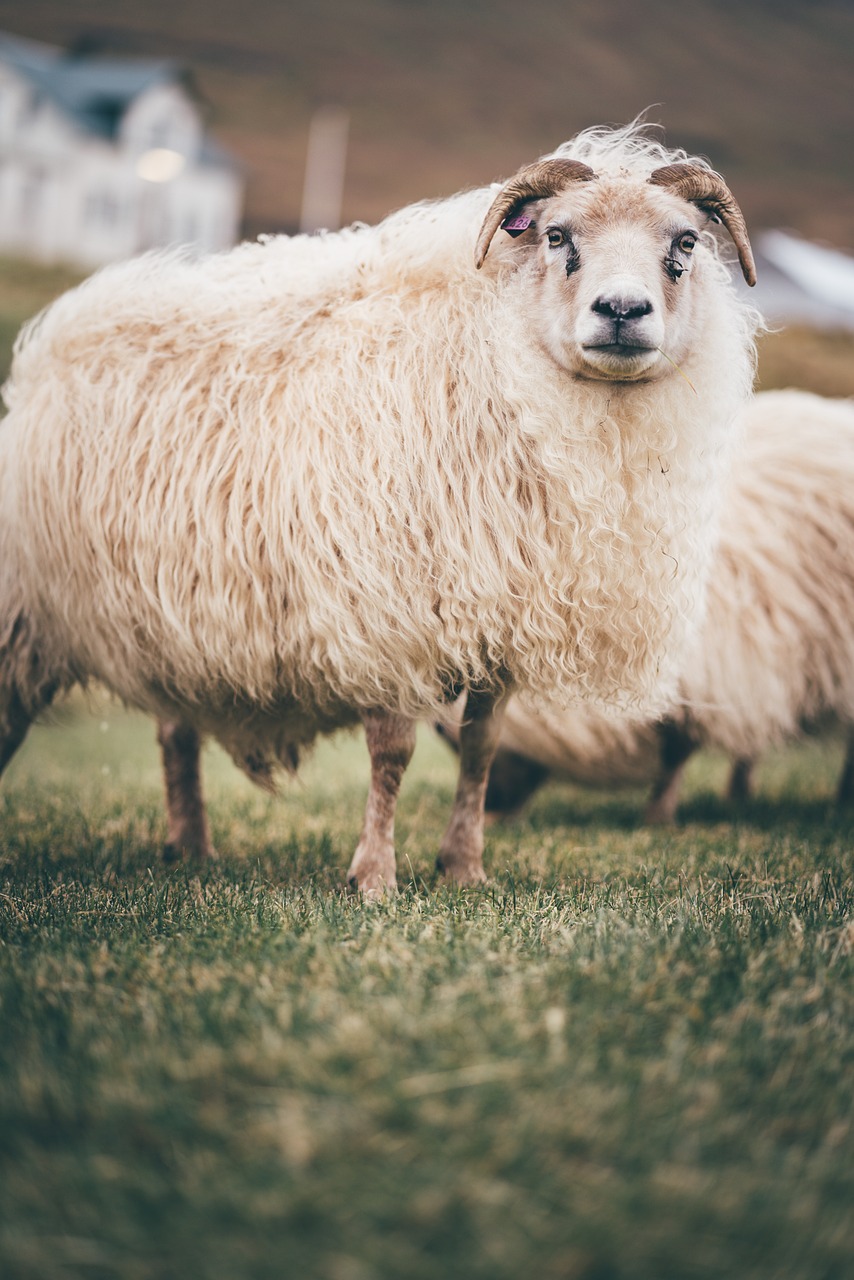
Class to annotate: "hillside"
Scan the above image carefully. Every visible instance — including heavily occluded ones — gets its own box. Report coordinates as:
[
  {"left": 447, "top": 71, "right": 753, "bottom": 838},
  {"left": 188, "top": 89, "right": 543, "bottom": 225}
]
[{"left": 1, "top": 0, "right": 852, "bottom": 242}]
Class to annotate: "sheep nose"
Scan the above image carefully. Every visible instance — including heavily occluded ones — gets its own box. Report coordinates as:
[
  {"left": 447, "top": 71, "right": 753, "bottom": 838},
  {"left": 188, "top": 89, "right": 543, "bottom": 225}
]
[{"left": 591, "top": 294, "right": 653, "bottom": 320}]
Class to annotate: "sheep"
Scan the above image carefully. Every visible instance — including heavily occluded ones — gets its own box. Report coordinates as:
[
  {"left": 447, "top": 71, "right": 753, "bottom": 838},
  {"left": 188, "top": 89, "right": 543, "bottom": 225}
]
[
  {"left": 0, "top": 122, "right": 758, "bottom": 891},
  {"left": 437, "top": 390, "right": 854, "bottom": 824}
]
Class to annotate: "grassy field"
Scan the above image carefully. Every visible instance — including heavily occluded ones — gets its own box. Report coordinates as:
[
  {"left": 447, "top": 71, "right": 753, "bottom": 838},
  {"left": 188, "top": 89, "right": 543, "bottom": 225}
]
[
  {"left": 0, "top": 258, "right": 84, "bottom": 388},
  {"left": 1, "top": 696, "right": 853, "bottom": 1280}
]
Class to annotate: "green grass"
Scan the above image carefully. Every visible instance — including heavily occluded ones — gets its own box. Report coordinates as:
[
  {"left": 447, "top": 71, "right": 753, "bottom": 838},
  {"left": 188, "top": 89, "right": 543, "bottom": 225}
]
[
  {"left": 0, "top": 257, "right": 84, "bottom": 387},
  {"left": 1, "top": 698, "right": 852, "bottom": 1279}
]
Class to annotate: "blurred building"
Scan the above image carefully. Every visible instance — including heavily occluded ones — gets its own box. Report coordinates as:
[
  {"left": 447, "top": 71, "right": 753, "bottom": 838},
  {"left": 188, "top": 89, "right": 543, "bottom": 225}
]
[
  {"left": 747, "top": 231, "right": 854, "bottom": 332},
  {"left": 0, "top": 31, "right": 243, "bottom": 267}
]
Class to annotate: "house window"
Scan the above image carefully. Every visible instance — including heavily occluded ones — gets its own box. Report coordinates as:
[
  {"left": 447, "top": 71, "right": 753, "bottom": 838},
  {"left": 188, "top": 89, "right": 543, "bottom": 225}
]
[{"left": 89, "top": 96, "right": 123, "bottom": 137}]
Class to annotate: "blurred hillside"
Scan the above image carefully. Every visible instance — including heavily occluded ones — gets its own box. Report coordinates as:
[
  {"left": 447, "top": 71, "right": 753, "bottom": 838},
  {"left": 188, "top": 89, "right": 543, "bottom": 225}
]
[{"left": 0, "top": 0, "right": 852, "bottom": 243}]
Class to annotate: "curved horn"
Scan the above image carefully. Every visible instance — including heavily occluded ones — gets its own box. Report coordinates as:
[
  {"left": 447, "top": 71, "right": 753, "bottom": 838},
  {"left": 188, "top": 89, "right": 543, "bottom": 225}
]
[
  {"left": 648, "top": 163, "right": 756, "bottom": 286},
  {"left": 474, "top": 158, "right": 597, "bottom": 269}
]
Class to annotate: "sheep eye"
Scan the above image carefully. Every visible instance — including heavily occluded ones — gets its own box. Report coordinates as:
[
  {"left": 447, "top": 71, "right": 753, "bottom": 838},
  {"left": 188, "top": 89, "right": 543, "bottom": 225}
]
[
  {"left": 546, "top": 227, "right": 566, "bottom": 248},
  {"left": 676, "top": 232, "right": 697, "bottom": 255}
]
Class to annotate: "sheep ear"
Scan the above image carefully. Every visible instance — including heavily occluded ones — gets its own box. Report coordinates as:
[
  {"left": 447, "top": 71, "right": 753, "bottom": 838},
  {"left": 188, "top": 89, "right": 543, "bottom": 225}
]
[
  {"left": 648, "top": 163, "right": 757, "bottom": 286},
  {"left": 474, "top": 158, "right": 597, "bottom": 269}
]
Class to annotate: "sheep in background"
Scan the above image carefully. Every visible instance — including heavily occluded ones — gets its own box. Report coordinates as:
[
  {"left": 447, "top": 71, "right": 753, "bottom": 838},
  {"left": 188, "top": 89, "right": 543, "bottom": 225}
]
[
  {"left": 437, "top": 390, "right": 854, "bottom": 824},
  {"left": 0, "top": 122, "right": 757, "bottom": 891}
]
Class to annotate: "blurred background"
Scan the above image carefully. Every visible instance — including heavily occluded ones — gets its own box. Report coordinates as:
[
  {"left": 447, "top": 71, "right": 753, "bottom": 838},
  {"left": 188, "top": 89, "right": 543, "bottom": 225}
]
[{"left": 0, "top": 0, "right": 853, "bottom": 389}]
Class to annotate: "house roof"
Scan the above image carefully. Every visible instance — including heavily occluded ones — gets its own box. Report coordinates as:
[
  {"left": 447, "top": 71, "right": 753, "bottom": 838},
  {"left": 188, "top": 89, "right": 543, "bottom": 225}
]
[
  {"left": 0, "top": 33, "right": 181, "bottom": 139},
  {"left": 0, "top": 30, "right": 237, "bottom": 169}
]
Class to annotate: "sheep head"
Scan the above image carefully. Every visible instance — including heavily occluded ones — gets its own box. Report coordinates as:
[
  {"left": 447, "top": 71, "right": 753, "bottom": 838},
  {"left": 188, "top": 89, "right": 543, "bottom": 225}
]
[{"left": 475, "top": 154, "right": 756, "bottom": 385}]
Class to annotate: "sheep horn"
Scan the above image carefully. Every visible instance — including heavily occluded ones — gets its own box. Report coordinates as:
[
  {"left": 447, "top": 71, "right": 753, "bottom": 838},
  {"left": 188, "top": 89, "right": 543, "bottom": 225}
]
[
  {"left": 648, "top": 163, "right": 757, "bottom": 286},
  {"left": 474, "top": 158, "right": 597, "bottom": 269}
]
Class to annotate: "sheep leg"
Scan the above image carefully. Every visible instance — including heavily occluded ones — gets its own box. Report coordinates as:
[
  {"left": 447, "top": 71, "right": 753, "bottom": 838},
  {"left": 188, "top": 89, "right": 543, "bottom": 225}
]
[
  {"left": 485, "top": 748, "right": 551, "bottom": 818},
  {"left": 434, "top": 721, "right": 550, "bottom": 818},
  {"left": 0, "top": 683, "right": 38, "bottom": 778},
  {"left": 643, "top": 719, "right": 698, "bottom": 825},
  {"left": 726, "top": 757, "right": 755, "bottom": 804},
  {"left": 0, "top": 616, "right": 60, "bottom": 779},
  {"left": 157, "top": 719, "right": 216, "bottom": 862},
  {"left": 835, "top": 728, "right": 854, "bottom": 806},
  {"left": 347, "top": 710, "right": 417, "bottom": 897},
  {"left": 436, "top": 687, "right": 509, "bottom": 885}
]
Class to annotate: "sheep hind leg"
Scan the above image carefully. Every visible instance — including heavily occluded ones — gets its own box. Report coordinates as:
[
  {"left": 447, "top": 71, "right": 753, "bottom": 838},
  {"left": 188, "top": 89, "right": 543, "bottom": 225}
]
[
  {"left": 0, "top": 618, "right": 61, "bottom": 780},
  {"left": 835, "top": 727, "right": 854, "bottom": 806},
  {"left": 157, "top": 719, "right": 216, "bottom": 862},
  {"left": 485, "top": 748, "right": 551, "bottom": 819},
  {"left": 0, "top": 683, "right": 40, "bottom": 778},
  {"left": 643, "top": 719, "right": 698, "bottom": 825},
  {"left": 436, "top": 686, "right": 509, "bottom": 885},
  {"left": 346, "top": 710, "right": 417, "bottom": 897}
]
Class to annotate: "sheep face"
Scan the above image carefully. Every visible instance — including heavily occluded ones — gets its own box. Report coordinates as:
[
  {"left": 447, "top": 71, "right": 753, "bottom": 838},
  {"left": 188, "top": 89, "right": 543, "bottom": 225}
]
[
  {"left": 476, "top": 156, "right": 753, "bottom": 386},
  {"left": 527, "top": 178, "right": 710, "bottom": 383}
]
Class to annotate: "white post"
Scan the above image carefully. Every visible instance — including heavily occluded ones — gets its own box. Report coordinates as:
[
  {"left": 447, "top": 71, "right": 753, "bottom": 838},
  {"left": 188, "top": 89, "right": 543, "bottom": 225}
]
[{"left": 299, "top": 107, "right": 350, "bottom": 234}]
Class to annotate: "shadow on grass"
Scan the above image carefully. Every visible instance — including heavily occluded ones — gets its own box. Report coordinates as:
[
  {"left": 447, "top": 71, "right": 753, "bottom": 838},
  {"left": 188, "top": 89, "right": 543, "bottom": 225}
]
[
  {"left": 676, "top": 789, "right": 854, "bottom": 838},
  {"left": 499, "top": 777, "right": 854, "bottom": 838}
]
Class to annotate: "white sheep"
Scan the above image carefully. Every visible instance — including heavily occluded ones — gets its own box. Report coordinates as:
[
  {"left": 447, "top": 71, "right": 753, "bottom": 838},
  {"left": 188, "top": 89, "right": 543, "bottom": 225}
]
[
  {"left": 441, "top": 390, "right": 854, "bottom": 823},
  {"left": 0, "top": 122, "right": 757, "bottom": 890}
]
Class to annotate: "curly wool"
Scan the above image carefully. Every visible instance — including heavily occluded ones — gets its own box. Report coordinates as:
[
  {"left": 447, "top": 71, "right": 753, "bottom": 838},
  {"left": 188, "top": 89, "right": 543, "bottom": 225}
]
[
  {"left": 493, "top": 389, "right": 854, "bottom": 784},
  {"left": 0, "top": 125, "right": 756, "bottom": 776},
  {"left": 682, "top": 389, "right": 854, "bottom": 755}
]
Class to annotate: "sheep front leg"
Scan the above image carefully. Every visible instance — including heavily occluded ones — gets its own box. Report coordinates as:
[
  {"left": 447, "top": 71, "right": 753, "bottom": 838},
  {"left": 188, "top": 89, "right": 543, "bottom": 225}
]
[
  {"left": 727, "top": 757, "right": 755, "bottom": 804},
  {"left": 347, "top": 710, "right": 417, "bottom": 897},
  {"left": 157, "top": 719, "right": 216, "bottom": 862},
  {"left": 436, "top": 687, "right": 509, "bottom": 885},
  {"left": 643, "top": 718, "right": 698, "bottom": 825},
  {"left": 434, "top": 720, "right": 551, "bottom": 820}
]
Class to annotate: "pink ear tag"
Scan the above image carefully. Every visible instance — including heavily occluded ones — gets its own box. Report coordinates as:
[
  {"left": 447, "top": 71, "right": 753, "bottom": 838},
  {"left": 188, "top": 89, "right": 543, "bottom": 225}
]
[{"left": 501, "top": 214, "right": 533, "bottom": 238}]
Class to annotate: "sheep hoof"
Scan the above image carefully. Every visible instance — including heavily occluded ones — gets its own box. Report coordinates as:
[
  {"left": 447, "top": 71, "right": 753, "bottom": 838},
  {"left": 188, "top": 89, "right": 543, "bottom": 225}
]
[
  {"left": 642, "top": 805, "right": 676, "bottom": 827},
  {"left": 161, "top": 840, "right": 217, "bottom": 864},
  {"left": 435, "top": 855, "right": 487, "bottom": 886},
  {"left": 346, "top": 871, "right": 395, "bottom": 899}
]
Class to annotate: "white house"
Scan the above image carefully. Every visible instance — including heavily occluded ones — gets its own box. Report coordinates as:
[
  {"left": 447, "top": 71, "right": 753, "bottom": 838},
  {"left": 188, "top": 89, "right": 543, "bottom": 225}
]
[{"left": 0, "top": 31, "right": 244, "bottom": 267}]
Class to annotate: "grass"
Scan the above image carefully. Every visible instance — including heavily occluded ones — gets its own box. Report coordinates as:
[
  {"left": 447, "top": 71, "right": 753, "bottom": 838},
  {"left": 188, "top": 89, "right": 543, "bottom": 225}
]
[
  {"left": 0, "top": 257, "right": 84, "bottom": 387},
  {"left": 756, "top": 325, "right": 854, "bottom": 399},
  {"left": 1, "top": 697, "right": 852, "bottom": 1279}
]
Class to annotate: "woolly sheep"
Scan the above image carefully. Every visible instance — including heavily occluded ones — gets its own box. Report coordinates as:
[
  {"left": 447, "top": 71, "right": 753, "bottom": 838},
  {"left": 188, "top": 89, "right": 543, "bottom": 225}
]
[
  {"left": 0, "top": 123, "right": 757, "bottom": 890},
  {"left": 439, "top": 390, "right": 854, "bottom": 823}
]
